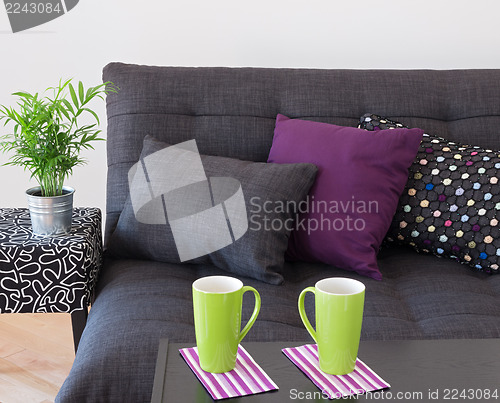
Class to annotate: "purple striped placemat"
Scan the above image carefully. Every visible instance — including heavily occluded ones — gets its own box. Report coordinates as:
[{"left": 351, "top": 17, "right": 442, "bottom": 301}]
[
  {"left": 179, "top": 345, "right": 278, "bottom": 400},
  {"left": 282, "top": 344, "right": 390, "bottom": 400}
]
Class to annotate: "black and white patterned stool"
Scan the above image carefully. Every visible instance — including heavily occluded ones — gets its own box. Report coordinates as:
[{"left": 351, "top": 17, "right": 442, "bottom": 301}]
[{"left": 0, "top": 207, "right": 103, "bottom": 351}]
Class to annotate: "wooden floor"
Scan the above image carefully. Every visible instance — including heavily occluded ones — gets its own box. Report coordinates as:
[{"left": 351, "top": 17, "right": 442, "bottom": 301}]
[{"left": 0, "top": 313, "right": 74, "bottom": 403}]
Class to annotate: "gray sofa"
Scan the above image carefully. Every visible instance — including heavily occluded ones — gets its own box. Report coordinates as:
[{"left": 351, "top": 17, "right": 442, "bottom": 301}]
[{"left": 56, "top": 63, "right": 500, "bottom": 402}]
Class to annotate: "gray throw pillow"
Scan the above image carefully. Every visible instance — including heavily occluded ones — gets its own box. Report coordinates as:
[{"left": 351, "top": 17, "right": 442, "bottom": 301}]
[{"left": 107, "top": 135, "right": 318, "bottom": 284}]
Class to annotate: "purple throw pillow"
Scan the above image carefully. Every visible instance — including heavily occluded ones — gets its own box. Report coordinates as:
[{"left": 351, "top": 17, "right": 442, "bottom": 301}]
[{"left": 267, "top": 114, "right": 424, "bottom": 280}]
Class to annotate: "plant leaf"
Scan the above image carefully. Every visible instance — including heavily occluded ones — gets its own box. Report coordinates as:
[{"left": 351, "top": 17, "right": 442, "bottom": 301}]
[
  {"left": 82, "top": 108, "right": 100, "bottom": 124},
  {"left": 12, "top": 91, "right": 33, "bottom": 99},
  {"left": 61, "top": 99, "right": 75, "bottom": 116},
  {"left": 78, "top": 81, "right": 84, "bottom": 104},
  {"left": 68, "top": 83, "right": 79, "bottom": 108}
]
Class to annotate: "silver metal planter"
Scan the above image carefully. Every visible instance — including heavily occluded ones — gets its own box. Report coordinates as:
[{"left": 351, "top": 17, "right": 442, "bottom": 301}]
[{"left": 26, "top": 186, "right": 75, "bottom": 236}]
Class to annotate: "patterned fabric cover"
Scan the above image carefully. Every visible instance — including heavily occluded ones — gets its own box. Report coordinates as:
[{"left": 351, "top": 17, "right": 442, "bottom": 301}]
[
  {"left": 359, "top": 113, "right": 500, "bottom": 274},
  {"left": 0, "top": 207, "right": 102, "bottom": 313},
  {"left": 358, "top": 113, "right": 408, "bottom": 131}
]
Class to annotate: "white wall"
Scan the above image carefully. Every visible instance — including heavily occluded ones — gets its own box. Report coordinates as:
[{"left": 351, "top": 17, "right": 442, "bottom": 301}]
[{"left": 1, "top": 0, "right": 499, "bottom": 213}]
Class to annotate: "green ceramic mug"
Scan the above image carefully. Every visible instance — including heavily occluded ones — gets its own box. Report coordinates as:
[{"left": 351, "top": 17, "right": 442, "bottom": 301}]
[
  {"left": 193, "top": 276, "right": 261, "bottom": 373},
  {"left": 298, "top": 277, "right": 365, "bottom": 375}
]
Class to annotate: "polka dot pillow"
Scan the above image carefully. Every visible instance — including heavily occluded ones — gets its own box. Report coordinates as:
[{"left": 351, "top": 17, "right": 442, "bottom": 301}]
[{"left": 359, "top": 113, "right": 500, "bottom": 274}]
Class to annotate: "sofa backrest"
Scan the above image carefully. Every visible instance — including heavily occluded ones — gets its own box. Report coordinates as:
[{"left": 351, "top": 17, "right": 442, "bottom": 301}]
[{"left": 102, "top": 62, "right": 500, "bottom": 243}]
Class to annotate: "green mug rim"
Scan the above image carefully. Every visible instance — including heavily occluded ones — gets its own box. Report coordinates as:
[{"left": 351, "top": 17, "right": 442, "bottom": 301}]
[
  {"left": 192, "top": 275, "right": 243, "bottom": 294},
  {"left": 315, "top": 277, "right": 365, "bottom": 296}
]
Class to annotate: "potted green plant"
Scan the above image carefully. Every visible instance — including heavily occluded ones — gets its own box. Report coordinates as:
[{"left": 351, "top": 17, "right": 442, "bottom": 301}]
[{"left": 0, "top": 79, "right": 117, "bottom": 236}]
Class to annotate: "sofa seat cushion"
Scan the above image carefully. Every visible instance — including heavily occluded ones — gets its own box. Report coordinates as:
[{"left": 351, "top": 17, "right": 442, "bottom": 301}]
[{"left": 56, "top": 251, "right": 500, "bottom": 402}]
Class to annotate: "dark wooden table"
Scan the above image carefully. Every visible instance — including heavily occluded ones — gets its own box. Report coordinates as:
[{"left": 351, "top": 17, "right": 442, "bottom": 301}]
[{"left": 152, "top": 338, "right": 500, "bottom": 402}]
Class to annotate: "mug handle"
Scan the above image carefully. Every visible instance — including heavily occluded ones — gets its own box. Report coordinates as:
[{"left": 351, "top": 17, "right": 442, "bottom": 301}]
[
  {"left": 238, "top": 286, "right": 261, "bottom": 343},
  {"left": 298, "top": 286, "right": 317, "bottom": 343}
]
